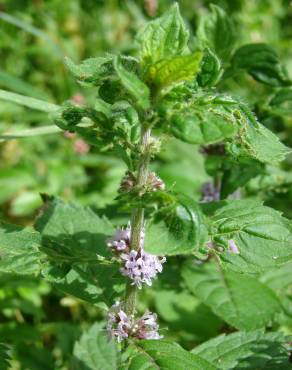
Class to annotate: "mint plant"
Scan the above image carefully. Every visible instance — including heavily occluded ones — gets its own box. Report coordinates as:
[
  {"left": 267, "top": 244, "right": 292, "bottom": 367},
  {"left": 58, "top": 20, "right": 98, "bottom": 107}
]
[{"left": 0, "top": 4, "right": 292, "bottom": 369}]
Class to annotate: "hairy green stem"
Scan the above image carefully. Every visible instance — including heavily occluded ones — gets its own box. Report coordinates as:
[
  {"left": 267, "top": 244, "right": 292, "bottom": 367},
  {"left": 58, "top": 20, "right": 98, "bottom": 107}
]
[{"left": 124, "top": 125, "right": 152, "bottom": 316}]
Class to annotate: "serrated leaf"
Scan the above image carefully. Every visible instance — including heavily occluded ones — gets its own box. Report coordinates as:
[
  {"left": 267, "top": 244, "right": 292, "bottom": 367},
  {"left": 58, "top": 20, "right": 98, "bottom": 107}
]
[
  {"left": 146, "top": 53, "right": 203, "bottom": 92},
  {"left": 192, "top": 330, "right": 291, "bottom": 370},
  {"left": 144, "top": 195, "right": 207, "bottom": 255},
  {"left": 73, "top": 322, "right": 118, "bottom": 370},
  {"left": 197, "top": 48, "right": 222, "bottom": 87},
  {"left": 35, "top": 196, "right": 114, "bottom": 261},
  {"left": 125, "top": 340, "right": 216, "bottom": 370},
  {"left": 197, "top": 4, "right": 236, "bottom": 60},
  {"left": 113, "top": 56, "right": 150, "bottom": 110},
  {"left": 160, "top": 92, "right": 290, "bottom": 164},
  {"left": 65, "top": 56, "right": 112, "bottom": 85},
  {"left": 230, "top": 43, "right": 291, "bottom": 86},
  {"left": 182, "top": 261, "right": 281, "bottom": 330},
  {"left": 0, "top": 223, "right": 42, "bottom": 275},
  {"left": 137, "top": 3, "right": 189, "bottom": 67},
  {"left": 237, "top": 117, "right": 290, "bottom": 165},
  {"left": 207, "top": 199, "right": 292, "bottom": 272},
  {"left": 161, "top": 94, "right": 238, "bottom": 145},
  {"left": 0, "top": 344, "right": 10, "bottom": 370}
]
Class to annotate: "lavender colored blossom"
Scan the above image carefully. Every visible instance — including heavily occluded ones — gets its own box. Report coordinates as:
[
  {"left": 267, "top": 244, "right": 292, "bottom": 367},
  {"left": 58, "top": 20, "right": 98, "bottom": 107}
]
[
  {"left": 133, "top": 311, "right": 162, "bottom": 340},
  {"left": 119, "top": 171, "right": 136, "bottom": 193},
  {"left": 201, "top": 182, "right": 220, "bottom": 202},
  {"left": 107, "top": 303, "right": 162, "bottom": 342},
  {"left": 228, "top": 239, "right": 240, "bottom": 254},
  {"left": 106, "top": 226, "right": 131, "bottom": 251},
  {"left": 147, "top": 172, "right": 165, "bottom": 191},
  {"left": 120, "top": 248, "right": 166, "bottom": 289},
  {"left": 107, "top": 302, "right": 131, "bottom": 342}
]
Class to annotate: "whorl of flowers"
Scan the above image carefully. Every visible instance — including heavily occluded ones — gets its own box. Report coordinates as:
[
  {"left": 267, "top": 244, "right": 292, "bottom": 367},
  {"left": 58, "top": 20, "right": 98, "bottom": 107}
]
[
  {"left": 201, "top": 182, "right": 220, "bottom": 202},
  {"left": 106, "top": 224, "right": 166, "bottom": 288},
  {"left": 120, "top": 248, "right": 166, "bottom": 289},
  {"left": 107, "top": 302, "right": 162, "bottom": 342},
  {"left": 147, "top": 172, "right": 165, "bottom": 191},
  {"left": 107, "top": 224, "right": 131, "bottom": 251},
  {"left": 118, "top": 171, "right": 165, "bottom": 193}
]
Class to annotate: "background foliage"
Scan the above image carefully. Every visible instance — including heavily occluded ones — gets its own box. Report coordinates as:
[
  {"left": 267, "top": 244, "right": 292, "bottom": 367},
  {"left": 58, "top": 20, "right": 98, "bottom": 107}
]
[{"left": 0, "top": 0, "right": 292, "bottom": 369}]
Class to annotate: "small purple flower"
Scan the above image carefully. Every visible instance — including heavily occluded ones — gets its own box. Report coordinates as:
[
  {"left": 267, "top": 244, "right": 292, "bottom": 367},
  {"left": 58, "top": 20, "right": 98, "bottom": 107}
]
[
  {"left": 133, "top": 311, "right": 162, "bottom": 340},
  {"left": 107, "top": 303, "right": 162, "bottom": 342},
  {"left": 107, "top": 226, "right": 131, "bottom": 251},
  {"left": 201, "top": 182, "right": 220, "bottom": 202},
  {"left": 120, "top": 248, "right": 166, "bottom": 289},
  {"left": 147, "top": 172, "right": 165, "bottom": 191},
  {"left": 228, "top": 239, "right": 240, "bottom": 254},
  {"left": 107, "top": 302, "right": 131, "bottom": 342}
]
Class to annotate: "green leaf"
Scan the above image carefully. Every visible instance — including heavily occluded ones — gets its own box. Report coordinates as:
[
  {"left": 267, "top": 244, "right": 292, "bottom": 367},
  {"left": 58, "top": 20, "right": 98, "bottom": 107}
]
[
  {"left": 207, "top": 199, "right": 292, "bottom": 273},
  {"left": 65, "top": 56, "right": 113, "bottom": 85},
  {"left": 0, "top": 222, "right": 42, "bottom": 275},
  {"left": 192, "top": 330, "right": 291, "bottom": 370},
  {"left": 144, "top": 195, "right": 207, "bottom": 255},
  {"left": 73, "top": 323, "right": 118, "bottom": 370},
  {"left": 137, "top": 3, "right": 189, "bottom": 67},
  {"left": 0, "top": 89, "right": 59, "bottom": 112},
  {"left": 146, "top": 53, "right": 203, "bottom": 93},
  {"left": 161, "top": 91, "right": 290, "bottom": 164},
  {"left": 35, "top": 195, "right": 114, "bottom": 261},
  {"left": 182, "top": 261, "right": 281, "bottom": 330},
  {"left": 154, "top": 288, "right": 222, "bottom": 341},
  {"left": 0, "top": 344, "right": 10, "bottom": 370},
  {"left": 246, "top": 165, "right": 292, "bottom": 195},
  {"left": 125, "top": 340, "right": 216, "bottom": 370},
  {"left": 114, "top": 56, "right": 150, "bottom": 110},
  {"left": 227, "top": 102, "right": 291, "bottom": 165},
  {"left": 196, "top": 4, "right": 236, "bottom": 60},
  {"left": 161, "top": 94, "right": 238, "bottom": 145},
  {"left": 197, "top": 48, "right": 222, "bottom": 87},
  {"left": 42, "top": 263, "right": 124, "bottom": 307},
  {"left": 269, "top": 87, "right": 292, "bottom": 115},
  {"left": 221, "top": 160, "right": 264, "bottom": 198},
  {"left": 230, "top": 43, "right": 291, "bottom": 86}
]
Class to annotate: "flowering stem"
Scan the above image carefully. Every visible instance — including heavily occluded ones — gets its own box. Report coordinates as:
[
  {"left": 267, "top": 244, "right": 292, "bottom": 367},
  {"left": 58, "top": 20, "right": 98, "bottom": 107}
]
[{"left": 124, "top": 124, "right": 152, "bottom": 316}]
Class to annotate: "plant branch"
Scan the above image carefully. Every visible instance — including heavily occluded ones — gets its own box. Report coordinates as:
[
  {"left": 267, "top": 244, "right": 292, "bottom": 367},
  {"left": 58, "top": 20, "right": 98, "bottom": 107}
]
[{"left": 123, "top": 124, "right": 152, "bottom": 316}]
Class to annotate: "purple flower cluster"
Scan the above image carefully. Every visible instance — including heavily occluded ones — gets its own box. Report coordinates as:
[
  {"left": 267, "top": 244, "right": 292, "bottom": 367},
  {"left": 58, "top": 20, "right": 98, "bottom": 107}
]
[
  {"left": 147, "top": 172, "right": 165, "bottom": 191},
  {"left": 118, "top": 171, "right": 165, "bottom": 193},
  {"left": 107, "top": 302, "right": 162, "bottom": 342},
  {"left": 107, "top": 225, "right": 131, "bottom": 251},
  {"left": 120, "top": 249, "right": 166, "bottom": 289},
  {"left": 107, "top": 302, "right": 131, "bottom": 342},
  {"left": 201, "top": 182, "right": 220, "bottom": 202},
  {"left": 107, "top": 224, "right": 166, "bottom": 288},
  {"left": 205, "top": 239, "right": 240, "bottom": 255}
]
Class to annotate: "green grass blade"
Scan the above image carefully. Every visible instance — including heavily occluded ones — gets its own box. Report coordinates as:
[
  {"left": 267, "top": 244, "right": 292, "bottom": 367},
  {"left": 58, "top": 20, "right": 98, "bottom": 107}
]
[
  {"left": 0, "top": 125, "right": 62, "bottom": 142},
  {"left": 0, "top": 89, "right": 59, "bottom": 112}
]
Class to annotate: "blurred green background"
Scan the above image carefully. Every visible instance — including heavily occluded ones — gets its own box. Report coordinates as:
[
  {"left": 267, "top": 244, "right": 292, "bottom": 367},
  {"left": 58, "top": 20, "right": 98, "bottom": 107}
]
[{"left": 0, "top": 1, "right": 292, "bottom": 368}]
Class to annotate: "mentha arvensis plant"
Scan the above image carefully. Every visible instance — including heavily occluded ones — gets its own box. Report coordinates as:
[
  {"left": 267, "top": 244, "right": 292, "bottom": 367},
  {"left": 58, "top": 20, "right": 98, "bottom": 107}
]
[{"left": 0, "top": 4, "right": 292, "bottom": 369}]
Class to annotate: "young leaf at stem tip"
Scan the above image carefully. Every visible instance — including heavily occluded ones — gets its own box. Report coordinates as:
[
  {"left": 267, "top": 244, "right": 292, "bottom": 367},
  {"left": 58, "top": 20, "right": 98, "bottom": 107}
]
[
  {"left": 137, "top": 3, "right": 189, "bottom": 68},
  {"left": 113, "top": 55, "right": 150, "bottom": 111}
]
